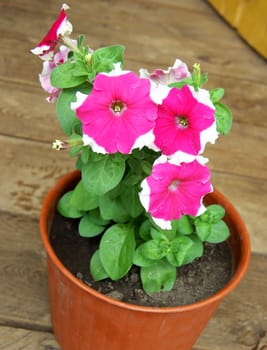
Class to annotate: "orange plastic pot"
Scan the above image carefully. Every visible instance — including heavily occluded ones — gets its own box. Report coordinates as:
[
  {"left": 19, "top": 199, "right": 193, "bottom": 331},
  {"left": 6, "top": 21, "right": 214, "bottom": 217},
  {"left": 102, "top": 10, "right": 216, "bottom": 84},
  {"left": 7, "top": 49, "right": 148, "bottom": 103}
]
[{"left": 40, "top": 170, "right": 250, "bottom": 350}]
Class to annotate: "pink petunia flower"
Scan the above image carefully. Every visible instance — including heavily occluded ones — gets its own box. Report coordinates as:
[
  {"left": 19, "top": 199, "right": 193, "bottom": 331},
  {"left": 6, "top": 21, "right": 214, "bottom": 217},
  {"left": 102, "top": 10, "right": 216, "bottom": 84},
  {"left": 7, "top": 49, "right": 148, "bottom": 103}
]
[
  {"left": 140, "top": 59, "right": 190, "bottom": 104},
  {"left": 139, "top": 158, "right": 212, "bottom": 229},
  {"left": 153, "top": 85, "right": 216, "bottom": 156},
  {"left": 39, "top": 45, "right": 70, "bottom": 102},
  {"left": 72, "top": 69, "right": 158, "bottom": 154},
  {"left": 31, "top": 4, "right": 72, "bottom": 60},
  {"left": 140, "top": 59, "right": 190, "bottom": 86}
]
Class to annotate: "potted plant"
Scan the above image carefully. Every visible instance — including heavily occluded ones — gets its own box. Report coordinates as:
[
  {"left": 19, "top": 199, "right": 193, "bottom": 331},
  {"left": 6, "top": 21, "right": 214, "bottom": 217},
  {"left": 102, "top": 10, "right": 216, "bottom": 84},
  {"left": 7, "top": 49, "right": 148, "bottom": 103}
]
[{"left": 34, "top": 4, "right": 250, "bottom": 350}]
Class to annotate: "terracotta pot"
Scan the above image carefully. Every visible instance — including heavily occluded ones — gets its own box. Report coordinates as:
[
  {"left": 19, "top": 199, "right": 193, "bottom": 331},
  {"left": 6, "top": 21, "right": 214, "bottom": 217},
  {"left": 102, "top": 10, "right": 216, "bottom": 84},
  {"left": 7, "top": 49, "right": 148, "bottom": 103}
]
[{"left": 40, "top": 170, "right": 250, "bottom": 350}]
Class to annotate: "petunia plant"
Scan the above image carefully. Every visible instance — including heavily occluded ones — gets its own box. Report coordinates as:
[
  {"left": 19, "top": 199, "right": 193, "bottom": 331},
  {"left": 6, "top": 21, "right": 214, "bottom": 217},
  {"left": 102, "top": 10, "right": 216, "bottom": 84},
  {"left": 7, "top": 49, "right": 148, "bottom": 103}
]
[{"left": 32, "top": 4, "right": 232, "bottom": 294}]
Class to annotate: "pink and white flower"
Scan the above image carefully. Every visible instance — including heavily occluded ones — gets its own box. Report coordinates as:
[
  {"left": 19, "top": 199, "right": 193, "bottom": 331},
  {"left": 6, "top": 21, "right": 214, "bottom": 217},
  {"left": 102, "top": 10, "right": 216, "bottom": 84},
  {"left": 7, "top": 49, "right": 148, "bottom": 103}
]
[
  {"left": 72, "top": 68, "right": 158, "bottom": 154},
  {"left": 140, "top": 59, "right": 190, "bottom": 104},
  {"left": 139, "top": 157, "right": 212, "bottom": 229},
  {"left": 31, "top": 4, "right": 72, "bottom": 60},
  {"left": 39, "top": 45, "right": 70, "bottom": 102},
  {"left": 153, "top": 85, "right": 216, "bottom": 156}
]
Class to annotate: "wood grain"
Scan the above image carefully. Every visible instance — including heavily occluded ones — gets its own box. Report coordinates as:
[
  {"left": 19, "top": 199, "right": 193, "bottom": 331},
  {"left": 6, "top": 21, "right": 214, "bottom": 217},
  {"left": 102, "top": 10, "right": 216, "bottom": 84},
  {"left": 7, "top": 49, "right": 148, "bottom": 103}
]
[
  {"left": 0, "top": 326, "right": 60, "bottom": 350},
  {"left": 0, "top": 0, "right": 266, "bottom": 349}
]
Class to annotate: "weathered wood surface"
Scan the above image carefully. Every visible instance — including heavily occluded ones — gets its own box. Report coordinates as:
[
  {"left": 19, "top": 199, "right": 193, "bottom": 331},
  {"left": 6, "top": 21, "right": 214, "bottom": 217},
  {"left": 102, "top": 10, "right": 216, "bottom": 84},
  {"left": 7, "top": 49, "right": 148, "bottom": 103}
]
[{"left": 0, "top": 0, "right": 266, "bottom": 349}]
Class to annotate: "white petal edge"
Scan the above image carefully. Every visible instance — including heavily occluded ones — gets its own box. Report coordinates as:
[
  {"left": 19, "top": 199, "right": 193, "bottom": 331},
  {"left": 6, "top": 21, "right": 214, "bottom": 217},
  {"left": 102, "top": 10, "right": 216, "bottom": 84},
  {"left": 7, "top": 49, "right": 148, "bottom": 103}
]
[
  {"left": 82, "top": 135, "right": 107, "bottom": 154},
  {"left": 71, "top": 91, "right": 89, "bottom": 111}
]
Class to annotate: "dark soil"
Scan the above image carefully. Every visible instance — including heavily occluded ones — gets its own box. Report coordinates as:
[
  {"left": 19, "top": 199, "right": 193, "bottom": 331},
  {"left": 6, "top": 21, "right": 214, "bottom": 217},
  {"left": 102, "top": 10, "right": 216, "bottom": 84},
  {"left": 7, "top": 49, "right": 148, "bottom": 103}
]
[{"left": 50, "top": 213, "right": 234, "bottom": 307}]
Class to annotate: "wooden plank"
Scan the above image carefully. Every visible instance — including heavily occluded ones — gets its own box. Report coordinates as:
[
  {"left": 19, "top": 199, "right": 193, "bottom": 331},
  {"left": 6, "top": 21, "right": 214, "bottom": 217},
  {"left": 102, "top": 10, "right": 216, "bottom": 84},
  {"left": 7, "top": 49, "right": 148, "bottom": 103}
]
[
  {"left": 0, "top": 136, "right": 73, "bottom": 217},
  {"left": 195, "top": 253, "right": 267, "bottom": 350},
  {"left": 0, "top": 212, "right": 52, "bottom": 330},
  {"left": 0, "top": 326, "right": 60, "bottom": 350},
  {"left": 1, "top": 0, "right": 267, "bottom": 84},
  {"left": 0, "top": 209, "right": 266, "bottom": 350}
]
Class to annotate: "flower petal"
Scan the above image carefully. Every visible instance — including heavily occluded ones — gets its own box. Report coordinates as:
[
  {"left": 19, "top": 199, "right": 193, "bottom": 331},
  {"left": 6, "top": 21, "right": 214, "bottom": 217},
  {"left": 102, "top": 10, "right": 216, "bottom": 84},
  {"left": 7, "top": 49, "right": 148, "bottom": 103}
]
[
  {"left": 139, "top": 159, "right": 212, "bottom": 228},
  {"left": 73, "top": 72, "right": 158, "bottom": 154},
  {"left": 31, "top": 4, "right": 72, "bottom": 60},
  {"left": 154, "top": 85, "right": 215, "bottom": 155}
]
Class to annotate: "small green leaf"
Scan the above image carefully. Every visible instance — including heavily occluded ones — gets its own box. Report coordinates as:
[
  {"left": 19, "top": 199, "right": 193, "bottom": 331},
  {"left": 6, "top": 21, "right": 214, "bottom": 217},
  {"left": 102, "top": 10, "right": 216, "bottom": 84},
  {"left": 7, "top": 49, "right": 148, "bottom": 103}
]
[
  {"left": 70, "top": 180, "right": 99, "bottom": 211},
  {"left": 88, "top": 208, "right": 110, "bottom": 226},
  {"left": 51, "top": 60, "right": 88, "bottom": 88},
  {"left": 138, "top": 240, "right": 168, "bottom": 260},
  {"left": 82, "top": 153, "right": 126, "bottom": 196},
  {"left": 133, "top": 245, "right": 155, "bottom": 267},
  {"left": 120, "top": 185, "right": 143, "bottom": 218},
  {"left": 206, "top": 220, "right": 230, "bottom": 243},
  {"left": 56, "top": 82, "right": 91, "bottom": 135},
  {"left": 195, "top": 220, "right": 211, "bottom": 241},
  {"left": 182, "top": 235, "right": 203, "bottom": 265},
  {"left": 77, "top": 34, "right": 85, "bottom": 49},
  {"left": 100, "top": 223, "right": 135, "bottom": 280},
  {"left": 210, "top": 88, "right": 224, "bottom": 103},
  {"left": 99, "top": 193, "right": 131, "bottom": 223},
  {"left": 206, "top": 204, "right": 225, "bottom": 223},
  {"left": 166, "top": 236, "right": 193, "bottom": 267},
  {"left": 78, "top": 213, "right": 105, "bottom": 238},
  {"left": 215, "top": 102, "right": 232, "bottom": 135},
  {"left": 57, "top": 191, "right": 85, "bottom": 218},
  {"left": 91, "top": 45, "right": 125, "bottom": 76},
  {"left": 90, "top": 250, "right": 108, "bottom": 281},
  {"left": 175, "top": 215, "right": 194, "bottom": 235},
  {"left": 150, "top": 228, "right": 169, "bottom": 241},
  {"left": 80, "top": 146, "right": 90, "bottom": 164},
  {"left": 168, "top": 77, "right": 192, "bottom": 89},
  {"left": 140, "top": 259, "right": 176, "bottom": 294},
  {"left": 138, "top": 220, "right": 152, "bottom": 241}
]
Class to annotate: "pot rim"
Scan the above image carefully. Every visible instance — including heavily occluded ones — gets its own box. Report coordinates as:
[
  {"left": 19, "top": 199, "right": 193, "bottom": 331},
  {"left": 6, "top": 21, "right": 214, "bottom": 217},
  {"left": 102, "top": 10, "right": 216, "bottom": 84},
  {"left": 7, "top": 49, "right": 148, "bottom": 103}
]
[{"left": 40, "top": 170, "right": 250, "bottom": 314}]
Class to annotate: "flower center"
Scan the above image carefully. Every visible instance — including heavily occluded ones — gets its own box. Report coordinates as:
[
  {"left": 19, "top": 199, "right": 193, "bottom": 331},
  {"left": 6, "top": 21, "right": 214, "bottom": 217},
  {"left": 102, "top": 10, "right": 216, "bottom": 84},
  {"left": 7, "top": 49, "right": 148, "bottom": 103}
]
[
  {"left": 110, "top": 100, "right": 126, "bottom": 116},
  {"left": 168, "top": 179, "right": 180, "bottom": 192},
  {"left": 175, "top": 116, "right": 188, "bottom": 129}
]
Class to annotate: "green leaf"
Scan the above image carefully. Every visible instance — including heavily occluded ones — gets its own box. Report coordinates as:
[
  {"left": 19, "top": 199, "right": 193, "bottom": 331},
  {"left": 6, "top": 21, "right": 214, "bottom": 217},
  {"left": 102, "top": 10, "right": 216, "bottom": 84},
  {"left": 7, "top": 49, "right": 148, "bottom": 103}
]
[
  {"left": 133, "top": 245, "right": 155, "bottom": 267},
  {"left": 140, "top": 259, "right": 176, "bottom": 294},
  {"left": 90, "top": 250, "right": 108, "bottom": 281},
  {"left": 78, "top": 213, "right": 105, "bottom": 238},
  {"left": 206, "top": 204, "right": 225, "bottom": 223},
  {"left": 200, "top": 72, "right": 208, "bottom": 86},
  {"left": 195, "top": 220, "right": 211, "bottom": 241},
  {"left": 77, "top": 34, "right": 85, "bottom": 49},
  {"left": 182, "top": 235, "right": 203, "bottom": 265},
  {"left": 88, "top": 208, "right": 110, "bottom": 226},
  {"left": 166, "top": 236, "right": 193, "bottom": 267},
  {"left": 80, "top": 146, "right": 90, "bottom": 164},
  {"left": 120, "top": 184, "right": 144, "bottom": 218},
  {"left": 138, "top": 220, "right": 152, "bottom": 241},
  {"left": 72, "top": 59, "right": 90, "bottom": 77},
  {"left": 51, "top": 60, "right": 88, "bottom": 88},
  {"left": 175, "top": 215, "right": 194, "bottom": 235},
  {"left": 206, "top": 220, "right": 230, "bottom": 243},
  {"left": 150, "top": 228, "right": 169, "bottom": 241},
  {"left": 57, "top": 191, "right": 85, "bottom": 218},
  {"left": 215, "top": 102, "right": 232, "bottom": 135},
  {"left": 210, "top": 88, "right": 224, "bottom": 103},
  {"left": 100, "top": 223, "right": 135, "bottom": 280},
  {"left": 70, "top": 180, "right": 99, "bottom": 211},
  {"left": 56, "top": 82, "right": 91, "bottom": 135},
  {"left": 82, "top": 153, "right": 126, "bottom": 196},
  {"left": 138, "top": 240, "right": 168, "bottom": 260},
  {"left": 99, "top": 193, "right": 131, "bottom": 223},
  {"left": 168, "top": 77, "right": 192, "bottom": 89},
  {"left": 91, "top": 45, "right": 125, "bottom": 76}
]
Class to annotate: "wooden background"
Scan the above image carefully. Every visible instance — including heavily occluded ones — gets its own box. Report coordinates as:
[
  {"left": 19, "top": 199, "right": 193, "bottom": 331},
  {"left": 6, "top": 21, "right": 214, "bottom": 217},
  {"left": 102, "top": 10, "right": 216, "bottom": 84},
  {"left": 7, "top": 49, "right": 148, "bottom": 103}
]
[{"left": 0, "top": 0, "right": 266, "bottom": 349}]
